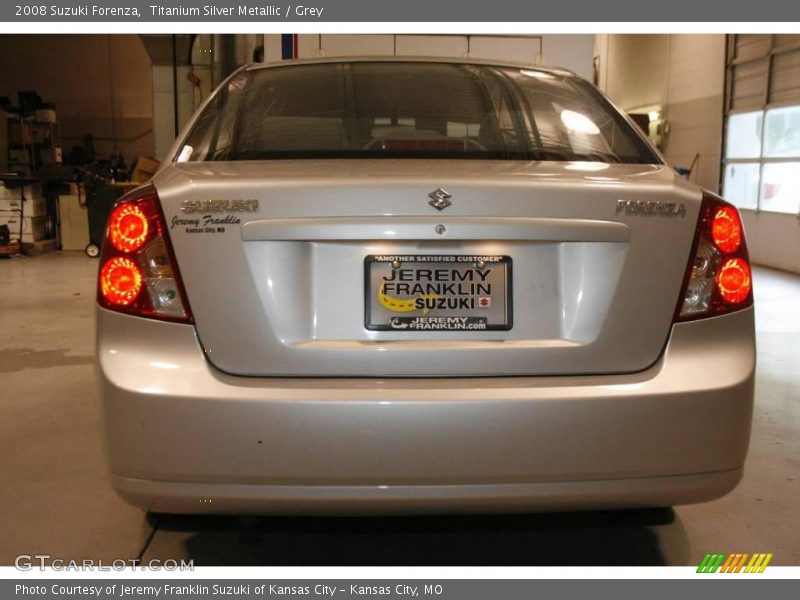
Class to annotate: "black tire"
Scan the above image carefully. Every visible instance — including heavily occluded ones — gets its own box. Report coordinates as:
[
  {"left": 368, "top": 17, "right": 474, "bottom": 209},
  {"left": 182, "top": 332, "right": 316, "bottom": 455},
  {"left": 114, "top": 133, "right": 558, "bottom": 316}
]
[{"left": 85, "top": 243, "right": 100, "bottom": 258}]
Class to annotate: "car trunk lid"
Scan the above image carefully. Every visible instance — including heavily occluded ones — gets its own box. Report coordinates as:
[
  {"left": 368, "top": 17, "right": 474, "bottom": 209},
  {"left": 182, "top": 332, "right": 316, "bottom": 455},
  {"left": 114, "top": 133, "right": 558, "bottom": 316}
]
[{"left": 154, "top": 159, "right": 699, "bottom": 377}]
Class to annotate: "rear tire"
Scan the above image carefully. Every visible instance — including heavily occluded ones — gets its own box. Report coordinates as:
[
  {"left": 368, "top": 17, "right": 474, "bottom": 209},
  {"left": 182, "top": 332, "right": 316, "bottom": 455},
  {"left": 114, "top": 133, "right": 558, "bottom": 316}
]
[{"left": 85, "top": 243, "right": 100, "bottom": 258}]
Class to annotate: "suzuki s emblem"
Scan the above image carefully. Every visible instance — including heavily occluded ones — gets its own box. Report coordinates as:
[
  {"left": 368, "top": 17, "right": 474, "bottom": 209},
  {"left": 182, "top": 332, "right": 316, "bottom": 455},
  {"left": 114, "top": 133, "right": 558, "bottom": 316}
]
[{"left": 428, "top": 188, "right": 452, "bottom": 211}]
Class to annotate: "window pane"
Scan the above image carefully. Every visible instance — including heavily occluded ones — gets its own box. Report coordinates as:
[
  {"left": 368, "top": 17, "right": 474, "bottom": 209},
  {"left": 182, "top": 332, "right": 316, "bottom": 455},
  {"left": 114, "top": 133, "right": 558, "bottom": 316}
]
[
  {"left": 237, "top": 64, "right": 347, "bottom": 156},
  {"left": 763, "top": 105, "right": 800, "bottom": 158},
  {"left": 180, "top": 71, "right": 249, "bottom": 161},
  {"left": 725, "top": 111, "right": 762, "bottom": 159},
  {"left": 179, "top": 62, "right": 659, "bottom": 163},
  {"left": 505, "top": 71, "right": 658, "bottom": 163},
  {"left": 760, "top": 163, "right": 800, "bottom": 214},
  {"left": 723, "top": 163, "right": 760, "bottom": 210}
]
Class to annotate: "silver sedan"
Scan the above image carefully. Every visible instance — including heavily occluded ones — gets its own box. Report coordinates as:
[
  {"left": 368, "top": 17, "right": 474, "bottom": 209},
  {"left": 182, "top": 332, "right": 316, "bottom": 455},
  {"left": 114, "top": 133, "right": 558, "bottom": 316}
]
[{"left": 96, "top": 58, "right": 755, "bottom": 514}]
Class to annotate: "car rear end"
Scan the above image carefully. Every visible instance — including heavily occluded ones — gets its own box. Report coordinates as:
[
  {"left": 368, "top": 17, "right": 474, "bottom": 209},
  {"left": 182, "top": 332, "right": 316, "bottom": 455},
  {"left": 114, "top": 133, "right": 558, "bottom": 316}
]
[{"left": 96, "top": 58, "right": 755, "bottom": 514}]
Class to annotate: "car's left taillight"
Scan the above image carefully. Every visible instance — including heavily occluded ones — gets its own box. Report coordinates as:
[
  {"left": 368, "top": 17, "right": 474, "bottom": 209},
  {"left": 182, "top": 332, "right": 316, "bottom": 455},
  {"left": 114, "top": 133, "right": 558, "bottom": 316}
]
[{"left": 97, "top": 185, "right": 192, "bottom": 323}]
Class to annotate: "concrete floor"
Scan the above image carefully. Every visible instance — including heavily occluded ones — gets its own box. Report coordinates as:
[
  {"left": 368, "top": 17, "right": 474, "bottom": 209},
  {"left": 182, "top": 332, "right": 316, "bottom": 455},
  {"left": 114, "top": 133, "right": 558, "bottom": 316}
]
[{"left": 1, "top": 252, "right": 798, "bottom": 566}]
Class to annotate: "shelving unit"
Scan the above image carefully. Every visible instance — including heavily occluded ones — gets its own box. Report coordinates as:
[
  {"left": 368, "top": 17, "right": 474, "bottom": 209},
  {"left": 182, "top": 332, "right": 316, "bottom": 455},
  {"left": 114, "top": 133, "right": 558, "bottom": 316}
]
[
  {"left": 1, "top": 106, "right": 61, "bottom": 253},
  {"left": 7, "top": 114, "right": 62, "bottom": 175}
]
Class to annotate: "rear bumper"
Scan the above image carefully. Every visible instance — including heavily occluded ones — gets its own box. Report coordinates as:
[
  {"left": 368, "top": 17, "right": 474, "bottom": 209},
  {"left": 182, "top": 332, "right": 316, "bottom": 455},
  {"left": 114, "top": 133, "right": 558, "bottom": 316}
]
[
  {"left": 112, "top": 469, "right": 743, "bottom": 515},
  {"left": 97, "top": 307, "right": 755, "bottom": 515}
]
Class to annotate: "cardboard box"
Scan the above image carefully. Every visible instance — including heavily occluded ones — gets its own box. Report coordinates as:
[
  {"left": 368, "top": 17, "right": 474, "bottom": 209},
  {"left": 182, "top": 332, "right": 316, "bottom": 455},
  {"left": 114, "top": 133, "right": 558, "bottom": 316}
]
[
  {"left": 10, "top": 196, "right": 46, "bottom": 217},
  {"left": 0, "top": 197, "right": 21, "bottom": 213},
  {"left": 27, "top": 215, "right": 51, "bottom": 242},
  {"left": 0, "top": 215, "right": 49, "bottom": 242},
  {"left": 1, "top": 182, "right": 43, "bottom": 199},
  {"left": 58, "top": 194, "right": 89, "bottom": 251},
  {"left": 130, "top": 157, "right": 160, "bottom": 183},
  {"left": 0, "top": 184, "right": 46, "bottom": 216}
]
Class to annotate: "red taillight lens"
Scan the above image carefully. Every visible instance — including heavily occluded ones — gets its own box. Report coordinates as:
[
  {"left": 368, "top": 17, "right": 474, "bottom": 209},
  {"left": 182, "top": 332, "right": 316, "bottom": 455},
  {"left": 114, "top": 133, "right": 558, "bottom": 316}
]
[
  {"left": 109, "top": 204, "right": 149, "bottom": 253},
  {"left": 100, "top": 257, "right": 143, "bottom": 305},
  {"left": 97, "top": 185, "right": 192, "bottom": 323},
  {"left": 711, "top": 205, "right": 742, "bottom": 253},
  {"left": 675, "top": 193, "right": 752, "bottom": 321},
  {"left": 717, "top": 257, "right": 751, "bottom": 304}
]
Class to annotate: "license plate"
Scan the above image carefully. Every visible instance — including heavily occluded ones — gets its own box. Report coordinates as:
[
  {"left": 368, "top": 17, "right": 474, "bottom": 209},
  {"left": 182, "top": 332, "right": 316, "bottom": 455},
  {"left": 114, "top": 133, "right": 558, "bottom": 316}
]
[{"left": 365, "top": 255, "right": 512, "bottom": 331}]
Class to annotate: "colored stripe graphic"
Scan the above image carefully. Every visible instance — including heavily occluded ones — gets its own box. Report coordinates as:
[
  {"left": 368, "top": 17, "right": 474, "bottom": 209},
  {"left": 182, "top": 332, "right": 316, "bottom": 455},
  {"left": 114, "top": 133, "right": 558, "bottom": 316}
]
[
  {"left": 698, "top": 552, "right": 772, "bottom": 573},
  {"left": 711, "top": 553, "right": 726, "bottom": 572},
  {"left": 734, "top": 554, "right": 749, "bottom": 573},
  {"left": 745, "top": 554, "right": 758, "bottom": 572},
  {"left": 733, "top": 552, "right": 750, "bottom": 573},
  {"left": 697, "top": 553, "right": 726, "bottom": 573},
  {"left": 720, "top": 554, "right": 736, "bottom": 573},
  {"left": 746, "top": 554, "right": 760, "bottom": 573},
  {"left": 697, "top": 554, "right": 712, "bottom": 573},
  {"left": 745, "top": 553, "right": 774, "bottom": 573},
  {"left": 758, "top": 554, "right": 774, "bottom": 573}
]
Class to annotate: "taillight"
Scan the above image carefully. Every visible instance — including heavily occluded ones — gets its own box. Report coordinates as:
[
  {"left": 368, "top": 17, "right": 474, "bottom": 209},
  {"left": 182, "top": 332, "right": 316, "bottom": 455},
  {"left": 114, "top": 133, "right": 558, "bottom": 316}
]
[
  {"left": 716, "top": 257, "right": 751, "bottom": 304},
  {"left": 100, "top": 256, "right": 143, "bottom": 305},
  {"left": 675, "top": 193, "right": 752, "bottom": 321},
  {"left": 710, "top": 205, "right": 742, "bottom": 254},
  {"left": 97, "top": 185, "right": 192, "bottom": 323},
  {"left": 109, "top": 205, "right": 149, "bottom": 253}
]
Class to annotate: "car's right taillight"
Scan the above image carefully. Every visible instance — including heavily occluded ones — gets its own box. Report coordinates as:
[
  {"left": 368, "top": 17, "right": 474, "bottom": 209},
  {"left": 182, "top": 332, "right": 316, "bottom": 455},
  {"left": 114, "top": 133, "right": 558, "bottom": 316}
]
[
  {"left": 97, "top": 185, "right": 192, "bottom": 323},
  {"left": 675, "top": 192, "right": 753, "bottom": 321}
]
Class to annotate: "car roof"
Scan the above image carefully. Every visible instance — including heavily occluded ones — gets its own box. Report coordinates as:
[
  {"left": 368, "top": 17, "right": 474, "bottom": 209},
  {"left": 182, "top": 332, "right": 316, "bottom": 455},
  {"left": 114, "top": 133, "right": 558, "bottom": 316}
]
[{"left": 244, "top": 56, "right": 578, "bottom": 78}]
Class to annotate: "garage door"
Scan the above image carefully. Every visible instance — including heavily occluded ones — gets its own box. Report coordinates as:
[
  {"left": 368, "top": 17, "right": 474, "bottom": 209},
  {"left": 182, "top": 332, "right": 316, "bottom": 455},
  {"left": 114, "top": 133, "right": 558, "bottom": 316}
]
[{"left": 723, "top": 35, "right": 800, "bottom": 215}]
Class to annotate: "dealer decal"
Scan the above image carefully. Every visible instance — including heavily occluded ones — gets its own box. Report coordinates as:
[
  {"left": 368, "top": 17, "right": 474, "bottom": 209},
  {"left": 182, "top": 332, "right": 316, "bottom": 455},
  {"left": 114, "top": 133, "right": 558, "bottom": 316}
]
[
  {"left": 170, "top": 214, "right": 241, "bottom": 234},
  {"left": 378, "top": 267, "right": 494, "bottom": 313},
  {"left": 172, "top": 199, "right": 259, "bottom": 234},
  {"left": 366, "top": 255, "right": 511, "bottom": 331}
]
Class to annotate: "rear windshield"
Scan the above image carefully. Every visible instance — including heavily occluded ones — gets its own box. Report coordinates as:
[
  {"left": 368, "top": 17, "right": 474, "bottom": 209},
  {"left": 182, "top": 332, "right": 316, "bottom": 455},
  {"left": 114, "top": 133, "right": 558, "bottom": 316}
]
[{"left": 178, "top": 62, "right": 660, "bottom": 164}]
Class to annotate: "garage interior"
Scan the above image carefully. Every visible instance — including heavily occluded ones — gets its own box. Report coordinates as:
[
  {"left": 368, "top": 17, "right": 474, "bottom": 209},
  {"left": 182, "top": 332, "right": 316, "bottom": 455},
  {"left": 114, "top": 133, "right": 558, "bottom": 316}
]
[{"left": 0, "top": 33, "right": 798, "bottom": 565}]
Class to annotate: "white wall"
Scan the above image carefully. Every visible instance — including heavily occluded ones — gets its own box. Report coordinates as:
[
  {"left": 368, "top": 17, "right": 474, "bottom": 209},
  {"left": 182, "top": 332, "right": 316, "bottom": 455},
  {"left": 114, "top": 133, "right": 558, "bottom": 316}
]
[
  {"left": 741, "top": 212, "right": 800, "bottom": 274},
  {"left": 152, "top": 65, "right": 195, "bottom": 161},
  {"left": 663, "top": 35, "right": 727, "bottom": 193},
  {"left": 596, "top": 34, "right": 726, "bottom": 193},
  {"left": 596, "top": 34, "right": 800, "bottom": 274},
  {"left": 540, "top": 35, "right": 596, "bottom": 81},
  {"left": 599, "top": 34, "right": 669, "bottom": 109},
  {"left": 395, "top": 35, "right": 473, "bottom": 58},
  {"left": 263, "top": 34, "right": 594, "bottom": 80}
]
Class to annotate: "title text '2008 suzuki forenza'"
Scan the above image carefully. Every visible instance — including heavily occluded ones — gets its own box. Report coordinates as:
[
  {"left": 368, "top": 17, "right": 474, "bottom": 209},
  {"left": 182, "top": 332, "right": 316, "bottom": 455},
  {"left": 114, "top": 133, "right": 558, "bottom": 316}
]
[{"left": 96, "top": 58, "right": 755, "bottom": 514}]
